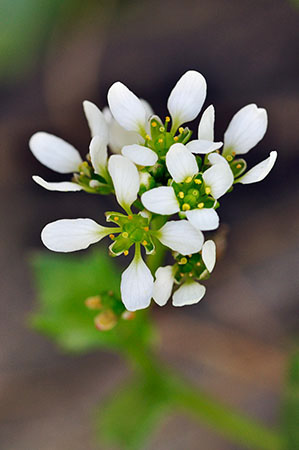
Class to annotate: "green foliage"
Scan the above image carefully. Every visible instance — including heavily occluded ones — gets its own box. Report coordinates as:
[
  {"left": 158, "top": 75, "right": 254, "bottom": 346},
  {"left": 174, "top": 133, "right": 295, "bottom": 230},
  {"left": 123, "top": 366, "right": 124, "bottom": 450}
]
[
  {"left": 283, "top": 352, "right": 299, "bottom": 450},
  {"left": 95, "top": 376, "right": 169, "bottom": 450},
  {"left": 29, "top": 249, "right": 153, "bottom": 353}
]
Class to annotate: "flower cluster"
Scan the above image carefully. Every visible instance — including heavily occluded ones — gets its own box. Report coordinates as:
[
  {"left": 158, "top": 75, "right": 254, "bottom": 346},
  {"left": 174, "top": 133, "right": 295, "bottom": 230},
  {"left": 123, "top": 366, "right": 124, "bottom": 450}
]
[{"left": 30, "top": 70, "right": 277, "bottom": 312}]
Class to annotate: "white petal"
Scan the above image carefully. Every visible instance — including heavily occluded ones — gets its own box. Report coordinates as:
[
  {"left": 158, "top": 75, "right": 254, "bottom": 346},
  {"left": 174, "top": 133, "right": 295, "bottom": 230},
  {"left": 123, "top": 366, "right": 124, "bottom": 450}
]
[
  {"left": 122, "top": 144, "right": 158, "bottom": 166},
  {"left": 89, "top": 136, "right": 108, "bottom": 176},
  {"left": 121, "top": 251, "right": 153, "bottom": 311},
  {"left": 107, "top": 82, "right": 146, "bottom": 132},
  {"left": 83, "top": 100, "right": 109, "bottom": 143},
  {"left": 198, "top": 105, "right": 215, "bottom": 141},
  {"left": 153, "top": 266, "right": 174, "bottom": 306},
  {"left": 167, "top": 70, "right": 207, "bottom": 127},
  {"left": 108, "top": 118, "right": 143, "bottom": 153},
  {"left": 32, "top": 175, "right": 83, "bottom": 192},
  {"left": 237, "top": 151, "right": 277, "bottom": 184},
  {"left": 186, "top": 208, "right": 219, "bottom": 231},
  {"left": 224, "top": 104, "right": 268, "bottom": 154},
  {"left": 208, "top": 152, "right": 229, "bottom": 166},
  {"left": 29, "top": 132, "right": 82, "bottom": 173},
  {"left": 166, "top": 143, "right": 198, "bottom": 182},
  {"left": 172, "top": 281, "right": 206, "bottom": 307},
  {"left": 140, "top": 99, "right": 154, "bottom": 118},
  {"left": 41, "top": 218, "right": 109, "bottom": 252},
  {"left": 108, "top": 155, "right": 140, "bottom": 210},
  {"left": 186, "top": 140, "right": 223, "bottom": 154},
  {"left": 141, "top": 187, "right": 180, "bottom": 215},
  {"left": 203, "top": 162, "right": 234, "bottom": 199},
  {"left": 202, "top": 240, "right": 216, "bottom": 272},
  {"left": 158, "top": 220, "right": 204, "bottom": 255}
]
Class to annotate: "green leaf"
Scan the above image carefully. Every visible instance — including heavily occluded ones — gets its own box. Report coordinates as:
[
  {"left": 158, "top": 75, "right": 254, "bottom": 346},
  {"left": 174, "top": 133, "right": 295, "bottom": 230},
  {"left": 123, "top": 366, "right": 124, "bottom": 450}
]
[
  {"left": 29, "top": 249, "right": 153, "bottom": 353},
  {"left": 95, "top": 377, "right": 169, "bottom": 450}
]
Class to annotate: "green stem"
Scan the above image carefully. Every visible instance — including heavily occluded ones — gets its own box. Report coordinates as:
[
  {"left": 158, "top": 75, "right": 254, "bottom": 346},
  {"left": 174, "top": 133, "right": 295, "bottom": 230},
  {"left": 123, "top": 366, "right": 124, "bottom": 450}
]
[{"left": 124, "top": 340, "right": 284, "bottom": 450}]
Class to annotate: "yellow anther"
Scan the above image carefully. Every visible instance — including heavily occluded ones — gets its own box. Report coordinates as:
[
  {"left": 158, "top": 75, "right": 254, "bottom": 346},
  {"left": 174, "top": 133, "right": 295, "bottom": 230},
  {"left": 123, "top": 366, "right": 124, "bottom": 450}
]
[
  {"left": 158, "top": 138, "right": 164, "bottom": 143},
  {"left": 182, "top": 203, "right": 191, "bottom": 211},
  {"left": 236, "top": 163, "right": 242, "bottom": 169},
  {"left": 142, "top": 240, "right": 148, "bottom": 246},
  {"left": 124, "top": 250, "right": 129, "bottom": 256},
  {"left": 143, "top": 226, "right": 149, "bottom": 231},
  {"left": 109, "top": 234, "right": 115, "bottom": 239},
  {"left": 94, "top": 310, "right": 117, "bottom": 331},
  {"left": 179, "top": 257, "right": 188, "bottom": 265},
  {"left": 178, "top": 191, "right": 185, "bottom": 199},
  {"left": 179, "top": 272, "right": 184, "bottom": 277},
  {"left": 173, "top": 136, "right": 179, "bottom": 141},
  {"left": 232, "top": 151, "right": 236, "bottom": 157},
  {"left": 159, "top": 126, "right": 165, "bottom": 132},
  {"left": 145, "top": 134, "right": 151, "bottom": 140},
  {"left": 128, "top": 215, "right": 133, "bottom": 220},
  {"left": 196, "top": 262, "right": 201, "bottom": 266},
  {"left": 189, "top": 272, "right": 193, "bottom": 277},
  {"left": 197, "top": 202, "right": 204, "bottom": 209},
  {"left": 185, "top": 176, "right": 192, "bottom": 183},
  {"left": 151, "top": 121, "right": 157, "bottom": 127},
  {"left": 194, "top": 178, "right": 202, "bottom": 184},
  {"left": 205, "top": 187, "right": 211, "bottom": 195},
  {"left": 122, "top": 232, "right": 129, "bottom": 238},
  {"left": 226, "top": 155, "right": 233, "bottom": 162},
  {"left": 165, "top": 116, "right": 171, "bottom": 122},
  {"left": 179, "top": 127, "right": 184, "bottom": 134},
  {"left": 114, "top": 216, "right": 119, "bottom": 221}
]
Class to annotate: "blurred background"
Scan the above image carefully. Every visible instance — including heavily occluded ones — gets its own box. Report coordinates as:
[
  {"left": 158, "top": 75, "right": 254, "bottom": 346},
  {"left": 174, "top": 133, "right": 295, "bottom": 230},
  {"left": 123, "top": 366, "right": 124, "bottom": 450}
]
[{"left": 1, "top": 0, "right": 298, "bottom": 448}]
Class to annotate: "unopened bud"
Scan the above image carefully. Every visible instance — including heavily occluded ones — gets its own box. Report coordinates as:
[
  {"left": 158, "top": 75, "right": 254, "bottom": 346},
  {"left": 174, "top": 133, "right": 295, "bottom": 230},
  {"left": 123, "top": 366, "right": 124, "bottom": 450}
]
[
  {"left": 94, "top": 310, "right": 117, "bottom": 331},
  {"left": 85, "top": 295, "right": 102, "bottom": 309},
  {"left": 122, "top": 310, "right": 136, "bottom": 321}
]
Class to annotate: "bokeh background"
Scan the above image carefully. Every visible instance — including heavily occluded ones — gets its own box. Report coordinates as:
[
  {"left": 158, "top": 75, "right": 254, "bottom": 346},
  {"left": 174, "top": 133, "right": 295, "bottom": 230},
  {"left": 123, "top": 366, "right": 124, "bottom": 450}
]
[{"left": 1, "top": 0, "right": 298, "bottom": 448}]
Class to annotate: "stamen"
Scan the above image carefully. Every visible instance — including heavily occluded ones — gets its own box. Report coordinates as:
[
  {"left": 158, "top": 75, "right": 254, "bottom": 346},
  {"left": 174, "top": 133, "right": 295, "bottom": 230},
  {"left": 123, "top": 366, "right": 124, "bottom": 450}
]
[
  {"left": 151, "top": 121, "right": 157, "bottom": 127},
  {"left": 165, "top": 116, "right": 170, "bottom": 122},
  {"left": 192, "top": 189, "right": 199, "bottom": 196},
  {"left": 196, "top": 262, "right": 201, "bottom": 266},
  {"left": 173, "top": 136, "right": 179, "bottom": 141},
  {"left": 145, "top": 134, "right": 151, "bottom": 140},
  {"left": 178, "top": 191, "right": 185, "bottom": 199},
  {"left": 158, "top": 138, "right": 164, "bottom": 144},
  {"left": 124, "top": 250, "right": 129, "bottom": 256},
  {"left": 205, "top": 187, "right": 211, "bottom": 195},
  {"left": 185, "top": 176, "right": 192, "bottom": 183},
  {"left": 179, "top": 127, "right": 184, "bottom": 134},
  {"left": 114, "top": 216, "right": 119, "bottom": 221},
  {"left": 236, "top": 163, "right": 242, "bottom": 169},
  {"left": 159, "top": 126, "right": 165, "bottom": 132},
  {"left": 194, "top": 179, "right": 202, "bottom": 184},
  {"left": 128, "top": 215, "right": 133, "bottom": 220},
  {"left": 142, "top": 240, "right": 148, "bottom": 246},
  {"left": 226, "top": 155, "right": 233, "bottom": 162},
  {"left": 179, "top": 257, "right": 187, "bottom": 265},
  {"left": 109, "top": 234, "right": 115, "bottom": 239},
  {"left": 182, "top": 203, "right": 191, "bottom": 211},
  {"left": 189, "top": 272, "right": 193, "bottom": 277},
  {"left": 122, "top": 232, "right": 129, "bottom": 238},
  {"left": 197, "top": 202, "right": 204, "bottom": 209},
  {"left": 143, "top": 226, "right": 149, "bottom": 231},
  {"left": 232, "top": 151, "right": 236, "bottom": 157}
]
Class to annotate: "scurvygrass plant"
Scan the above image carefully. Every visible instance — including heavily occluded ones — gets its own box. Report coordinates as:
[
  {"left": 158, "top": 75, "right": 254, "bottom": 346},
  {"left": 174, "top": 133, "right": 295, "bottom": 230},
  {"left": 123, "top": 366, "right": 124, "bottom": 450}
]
[{"left": 30, "top": 71, "right": 284, "bottom": 450}]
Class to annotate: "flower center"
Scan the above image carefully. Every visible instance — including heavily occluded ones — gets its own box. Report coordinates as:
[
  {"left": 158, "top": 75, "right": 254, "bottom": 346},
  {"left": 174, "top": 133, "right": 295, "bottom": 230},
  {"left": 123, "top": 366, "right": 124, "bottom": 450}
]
[{"left": 172, "top": 175, "right": 215, "bottom": 211}]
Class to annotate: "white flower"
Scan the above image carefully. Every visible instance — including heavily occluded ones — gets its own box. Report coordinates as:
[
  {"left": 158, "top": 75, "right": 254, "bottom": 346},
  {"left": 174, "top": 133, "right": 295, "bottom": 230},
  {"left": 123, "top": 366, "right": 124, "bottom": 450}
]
[
  {"left": 236, "top": 151, "right": 277, "bottom": 184},
  {"left": 167, "top": 70, "right": 207, "bottom": 130},
  {"left": 141, "top": 144, "right": 233, "bottom": 230},
  {"left": 186, "top": 105, "right": 223, "bottom": 154},
  {"left": 30, "top": 101, "right": 110, "bottom": 192},
  {"left": 223, "top": 104, "right": 268, "bottom": 155}
]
